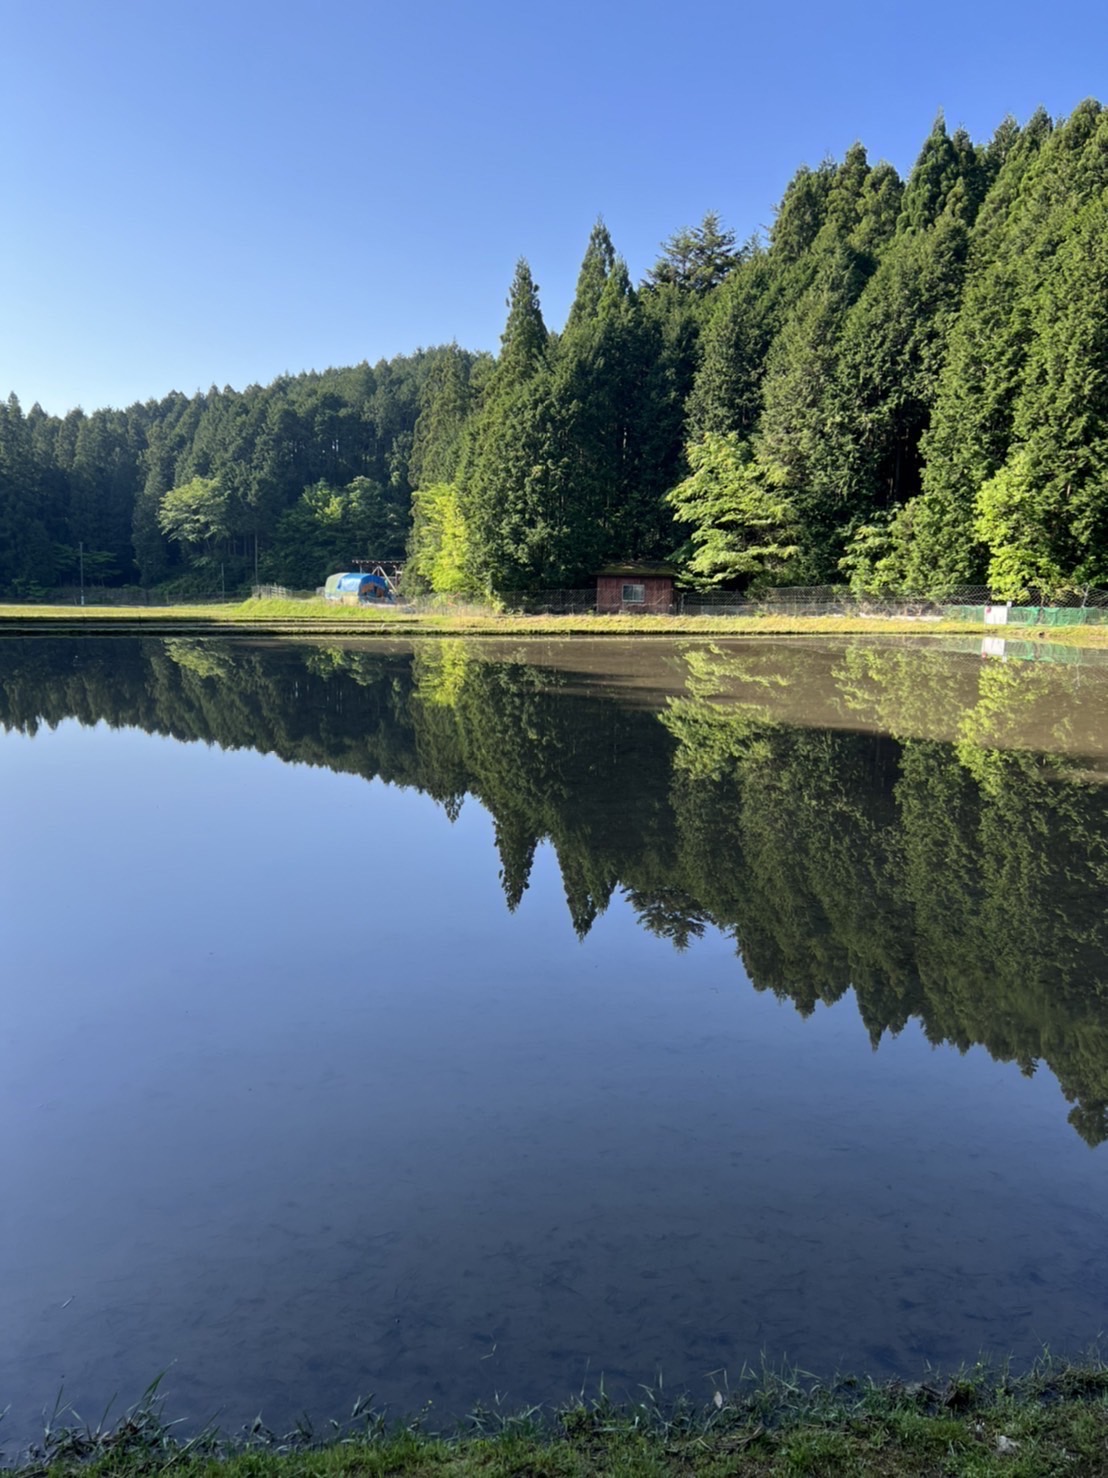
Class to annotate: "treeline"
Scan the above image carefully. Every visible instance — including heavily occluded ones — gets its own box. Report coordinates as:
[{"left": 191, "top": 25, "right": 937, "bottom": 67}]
[
  {"left": 3, "top": 635, "right": 1108, "bottom": 1142},
  {"left": 0, "top": 354, "right": 482, "bottom": 596},
  {"left": 3, "top": 99, "right": 1108, "bottom": 597}
]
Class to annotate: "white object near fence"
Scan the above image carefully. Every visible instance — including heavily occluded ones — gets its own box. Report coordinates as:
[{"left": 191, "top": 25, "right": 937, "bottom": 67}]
[{"left": 984, "top": 603, "right": 1011, "bottom": 625}]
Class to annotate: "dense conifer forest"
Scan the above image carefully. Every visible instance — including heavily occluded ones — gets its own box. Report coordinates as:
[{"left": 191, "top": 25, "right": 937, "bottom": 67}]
[{"left": 3, "top": 100, "right": 1107, "bottom": 600}]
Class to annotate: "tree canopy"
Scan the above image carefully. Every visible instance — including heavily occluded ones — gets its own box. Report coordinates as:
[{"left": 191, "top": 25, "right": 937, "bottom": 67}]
[{"left": 3, "top": 100, "right": 1107, "bottom": 598}]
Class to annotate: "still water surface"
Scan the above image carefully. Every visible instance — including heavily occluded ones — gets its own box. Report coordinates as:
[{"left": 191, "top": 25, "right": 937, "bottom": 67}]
[{"left": 3, "top": 634, "right": 1108, "bottom": 1442}]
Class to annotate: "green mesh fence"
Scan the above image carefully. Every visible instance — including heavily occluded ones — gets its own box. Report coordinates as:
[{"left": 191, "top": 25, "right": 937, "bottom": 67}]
[
  {"left": 940, "top": 604, "right": 1108, "bottom": 626},
  {"left": 1003, "top": 606, "right": 1108, "bottom": 627}
]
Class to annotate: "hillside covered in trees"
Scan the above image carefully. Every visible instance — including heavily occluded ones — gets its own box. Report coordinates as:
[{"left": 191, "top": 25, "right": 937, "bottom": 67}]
[{"left": 3, "top": 100, "right": 1107, "bottom": 600}]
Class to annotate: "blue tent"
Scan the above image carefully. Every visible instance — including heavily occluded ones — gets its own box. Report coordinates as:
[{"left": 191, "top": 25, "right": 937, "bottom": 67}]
[{"left": 323, "top": 572, "right": 393, "bottom": 603}]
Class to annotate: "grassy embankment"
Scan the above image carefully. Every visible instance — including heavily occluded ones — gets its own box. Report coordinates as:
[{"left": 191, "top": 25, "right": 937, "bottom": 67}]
[
  {"left": 4, "top": 598, "right": 1108, "bottom": 649},
  {"left": 7, "top": 1361, "right": 1108, "bottom": 1478}
]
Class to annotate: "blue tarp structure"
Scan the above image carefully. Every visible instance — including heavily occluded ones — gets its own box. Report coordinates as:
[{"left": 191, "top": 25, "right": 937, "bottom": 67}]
[{"left": 323, "top": 572, "right": 393, "bottom": 603}]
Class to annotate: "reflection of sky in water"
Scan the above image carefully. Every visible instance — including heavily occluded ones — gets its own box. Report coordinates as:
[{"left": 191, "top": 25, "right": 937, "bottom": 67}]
[{"left": 3, "top": 716, "right": 1108, "bottom": 1445}]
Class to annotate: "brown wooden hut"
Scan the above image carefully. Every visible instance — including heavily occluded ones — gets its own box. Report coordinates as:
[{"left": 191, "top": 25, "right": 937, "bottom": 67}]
[{"left": 595, "top": 563, "right": 676, "bottom": 615}]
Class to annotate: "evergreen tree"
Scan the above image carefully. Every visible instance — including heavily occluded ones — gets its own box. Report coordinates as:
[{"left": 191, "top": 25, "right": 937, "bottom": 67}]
[
  {"left": 897, "top": 113, "right": 986, "bottom": 233},
  {"left": 829, "top": 201, "right": 973, "bottom": 588},
  {"left": 753, "top": 244, "right": 872, "bottom": 578},
  {"left": 0, "top": 395, "right": 56, "bottom": 594},
  {"left": 770, "top": 162, "right": 837, "bottom": 266},
  {"left": 632, "top": 279, "right": 702, "bottom": 541},
  {"left": 134, "top": 454, "right": 173, "bottom": 587},
  {"left": 408, "top": 345, "right": 485, "bottom": 491},
  {"left": 565, "top": 218, "right": 617, "bottom": 329},
  {"left": 904, "top": 102, "right": 1102, "bottom": 584},
  {"left": 67, "top": 407, "right": 145, "bottom": 582},
  {"left": 539, "top": 230, "right": 666, "bottom": 577},
  {"left": 747, "top": 146, "right": 903, "bottom": 579},
  {"left": 458, "top": 259, "right": 554, "bottom": 591},
  {"left": 686, "top": 248, "right": 780, "bottom": 440},
  {"left": 974, "top": 195, "right": 1108, "bottom": 595},
  {"left": 491, "top": 258, "right": 549, "bottom": 387},
  {"left": 646, "top": 210, "right": 741, "bottom": 294}
]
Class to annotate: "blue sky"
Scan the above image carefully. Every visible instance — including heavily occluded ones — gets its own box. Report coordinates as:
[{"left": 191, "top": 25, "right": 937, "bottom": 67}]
[{"left": 2, "top": 0, "right": 1104, "bottom": 415}]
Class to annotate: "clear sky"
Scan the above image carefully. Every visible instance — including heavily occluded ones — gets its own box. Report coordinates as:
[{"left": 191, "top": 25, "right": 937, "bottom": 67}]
[{"left": 2, "top": 0, "right": 1104, "bottom": 416}]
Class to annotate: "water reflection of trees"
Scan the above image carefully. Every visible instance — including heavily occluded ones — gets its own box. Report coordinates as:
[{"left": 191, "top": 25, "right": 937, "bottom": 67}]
[
  {"left": 662, "top": 646, "right": 1108, "bottom": 1145},
  {"left": 3, "top": 635, "right": 1108, "bottom": 1144}
]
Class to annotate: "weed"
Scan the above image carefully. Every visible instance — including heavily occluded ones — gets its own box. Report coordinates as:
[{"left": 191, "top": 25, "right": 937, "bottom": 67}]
[{"left": 6, "top": 1359, "right": 1108, "bottom": 1477}]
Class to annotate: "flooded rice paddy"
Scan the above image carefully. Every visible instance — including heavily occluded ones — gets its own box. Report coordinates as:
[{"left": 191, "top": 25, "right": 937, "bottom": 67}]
[{"left": 3, "top": 633, "right": 1108, "bottom": 1444}]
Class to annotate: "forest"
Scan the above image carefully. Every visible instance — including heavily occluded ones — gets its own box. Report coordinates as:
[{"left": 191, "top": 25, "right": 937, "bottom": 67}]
[{"left": 2, "top": 99, "right": 1107, "bottom": 600}]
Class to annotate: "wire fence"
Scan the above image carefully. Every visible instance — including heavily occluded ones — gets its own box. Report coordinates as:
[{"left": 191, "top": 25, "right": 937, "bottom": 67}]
[
  {"left": 676, "top": 585, "right": 1108, "bottom": 624},
  {"left": 680, "top": 590, "right": 951, "bottom": 618},
  {"left": 16, "top": 586, "right": 237, "bottom": 606},
  {"left": 0, "top": 584, "right": 318, "bottom": 606},
  {"left": 10, "top": 581, "right": 1108, "bottom": 624},
  {"left": 753, "top": 584, "right": 1108, "bottom": 610},
  {"left": 498, "top": 585, "right": 1108, "bottom": 622},
  {"left": 506, "top": 589, "right": 600, "bottom": 615}
]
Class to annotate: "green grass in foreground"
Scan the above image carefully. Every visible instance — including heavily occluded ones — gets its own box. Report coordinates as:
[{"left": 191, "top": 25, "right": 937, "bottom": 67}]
[
  {"left": 8, "top": 1360, "right": 1108, "bottom": 1478},
  {"left": 6, "top": 598, "right": 1108, "bottom": 648}
]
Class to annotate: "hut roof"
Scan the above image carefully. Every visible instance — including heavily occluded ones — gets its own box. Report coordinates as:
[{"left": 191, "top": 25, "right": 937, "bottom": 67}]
[{"left": 595, "top": 562, "right": 676, "bottom": 578}]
